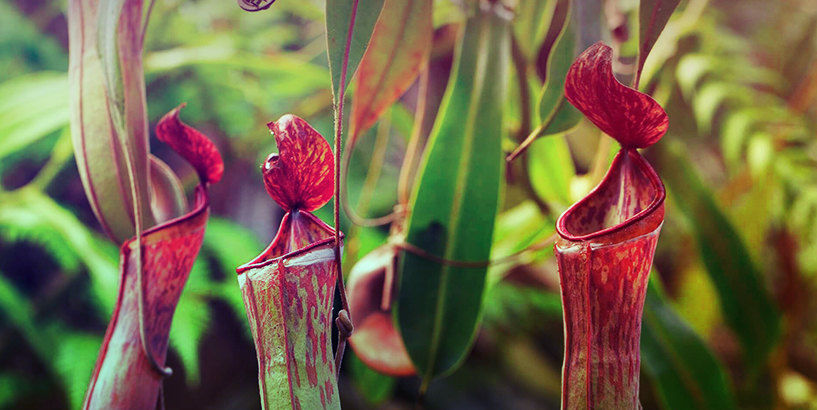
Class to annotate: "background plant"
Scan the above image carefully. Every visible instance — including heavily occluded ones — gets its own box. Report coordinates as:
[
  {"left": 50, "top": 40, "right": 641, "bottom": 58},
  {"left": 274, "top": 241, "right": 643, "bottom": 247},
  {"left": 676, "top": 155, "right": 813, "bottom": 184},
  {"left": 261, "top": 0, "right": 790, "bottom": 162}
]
[{"left": 1, "top": 0, "right": 817, "bottom": 409}]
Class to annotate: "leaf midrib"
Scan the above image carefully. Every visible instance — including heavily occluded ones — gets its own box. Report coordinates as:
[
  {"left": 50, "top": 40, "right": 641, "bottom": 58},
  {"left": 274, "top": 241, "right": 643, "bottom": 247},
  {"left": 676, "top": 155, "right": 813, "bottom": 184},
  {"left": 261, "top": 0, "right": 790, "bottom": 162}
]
[{"left": 422, "top": 12, "right": 493, "bottom": 381}]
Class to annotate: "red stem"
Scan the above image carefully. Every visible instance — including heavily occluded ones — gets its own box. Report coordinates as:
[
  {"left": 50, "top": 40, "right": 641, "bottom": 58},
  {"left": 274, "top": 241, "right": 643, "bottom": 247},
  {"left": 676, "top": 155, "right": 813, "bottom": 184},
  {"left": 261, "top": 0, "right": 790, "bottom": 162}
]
[{"left": 333, "top": 0, "right": 360, "bottom": 378}]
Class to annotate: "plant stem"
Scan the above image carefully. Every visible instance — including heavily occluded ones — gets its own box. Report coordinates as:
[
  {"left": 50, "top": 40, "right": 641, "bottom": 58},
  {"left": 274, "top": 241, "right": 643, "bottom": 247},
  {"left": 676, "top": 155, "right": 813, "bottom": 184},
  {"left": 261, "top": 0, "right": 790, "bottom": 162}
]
[{"left": 332, "top": 0, "right": 360, "bottom": 379}]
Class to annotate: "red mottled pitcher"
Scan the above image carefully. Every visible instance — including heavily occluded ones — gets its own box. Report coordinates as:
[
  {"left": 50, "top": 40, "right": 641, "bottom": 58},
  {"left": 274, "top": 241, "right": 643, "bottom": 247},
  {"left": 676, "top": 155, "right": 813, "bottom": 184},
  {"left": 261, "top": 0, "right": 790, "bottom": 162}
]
[
  {"left": 237, "top": 115, "right": 342, "bottom": 410},
  {"left": 83, "top": 107, "right": 223, "bottom": 409},
  {"left": 555, "top": 42, "right": 668, "bottom": 409}
]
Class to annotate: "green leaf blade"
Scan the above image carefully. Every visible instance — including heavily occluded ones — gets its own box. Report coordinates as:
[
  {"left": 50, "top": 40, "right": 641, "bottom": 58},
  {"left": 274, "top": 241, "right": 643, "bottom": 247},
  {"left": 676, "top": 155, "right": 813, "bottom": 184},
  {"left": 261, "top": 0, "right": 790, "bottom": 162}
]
[
  {"left": 325, "top": 0, "right": 386, "bottom": 103},
  {"left": 349, "top": 0, "right": 432, "bottom": 145},
  {"left": 396, "top": 3, "right": 511, "bottom": 382},
  {"left": 641, "top": 276, "right": 737, "bottom": 410},
  {"left": 656, "top": 142, "right": 781, "bottom": 375},
  {"left": 635, "top": 0, "right": 682, "bottom": 87}
]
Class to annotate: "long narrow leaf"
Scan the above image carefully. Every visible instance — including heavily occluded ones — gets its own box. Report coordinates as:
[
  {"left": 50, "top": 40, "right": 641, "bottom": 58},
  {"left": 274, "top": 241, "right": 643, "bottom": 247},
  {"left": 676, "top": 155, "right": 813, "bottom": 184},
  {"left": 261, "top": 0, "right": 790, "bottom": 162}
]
[
  {"left": 635, "top": 0, "right": 682, "bottom": 87},
  {"left": 655, "top": 141, "right": 781, "bottom": 375},
  {"left": 325, "top": 0, "right": 386, "bottom": 103},
  {"left": 349, "top": 0, "right": 432, "bottom": 146},
  {"left": 396, "top": 2, "right": 511, "bottom": 383}
]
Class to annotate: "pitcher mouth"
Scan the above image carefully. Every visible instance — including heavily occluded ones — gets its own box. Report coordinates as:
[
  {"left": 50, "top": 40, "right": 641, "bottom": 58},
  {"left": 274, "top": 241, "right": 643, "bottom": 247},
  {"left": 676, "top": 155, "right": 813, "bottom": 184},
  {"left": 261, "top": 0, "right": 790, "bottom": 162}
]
[
  {"left": 556, "top": 148, "right": 665, "bottom": 244},
  {"left": 236, "top": 210, "right": 343, "bottom": 274}
]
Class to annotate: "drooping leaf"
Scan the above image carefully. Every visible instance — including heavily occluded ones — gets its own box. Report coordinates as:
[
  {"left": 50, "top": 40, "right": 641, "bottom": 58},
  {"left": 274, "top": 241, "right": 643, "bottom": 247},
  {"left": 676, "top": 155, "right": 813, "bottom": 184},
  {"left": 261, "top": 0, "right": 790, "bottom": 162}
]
[
  {"left": 635, "top": 0, "right": 682, "bottom": 87},
  {"left": 396, "top": 2, "right": 511, "bottom": 382},
  {"left": 641, "top": 275, "right": 737, "bottom": 410},
  {"left": 507, "top": 0, "right": 581, "bottom": 161},
  {"left": 565, "top": 42, "right": 668, "bottom": 149},
  {"left": 536, "top": 0, "right": 581, "bottom": 136},
  {"left": 349, "top": 0, "right": 432, "bottom": 145},
  {"left": 654, "top": 141, "right": 781, "bottom": 375},
  {"left": 325, "top": 0, "right": 386, "bottom": 103}
]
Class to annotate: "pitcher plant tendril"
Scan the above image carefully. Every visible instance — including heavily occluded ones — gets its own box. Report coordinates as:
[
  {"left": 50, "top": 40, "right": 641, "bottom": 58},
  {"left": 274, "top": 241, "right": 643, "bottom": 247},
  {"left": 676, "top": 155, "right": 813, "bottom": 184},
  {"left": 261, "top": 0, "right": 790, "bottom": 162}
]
[{"left": 555, "top": 42, "right": 668, "bottom": 410}]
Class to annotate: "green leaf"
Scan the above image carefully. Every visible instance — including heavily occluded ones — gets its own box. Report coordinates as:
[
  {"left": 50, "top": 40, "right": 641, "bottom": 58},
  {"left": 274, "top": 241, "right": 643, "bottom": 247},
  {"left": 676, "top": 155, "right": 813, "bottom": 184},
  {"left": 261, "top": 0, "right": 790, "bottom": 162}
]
[
  {"left": 0, "top": 272, "right": 50, "bottom": 360},
  {"left": 487, "top": 200, "right": 555, "bottom": 285},
  {"left": 202, "top": 217, "right": 264, "bottom": 335},
  {"left": 656, "top": 142, "right": 781, "bottom": 376},
  {"left": 508, "top": 0, "right": 580, "bottom": 161},
  {"left": 396, "top": 2, "right": 511, "bottom": 383},
  {"left": 53, "top": 331, "right": 103, "bottom": 409},
  {"left": 635, "top": 0, "right": 681, "bottom": 87},
  {"left": 641, "top": 275, "right": 737, "bottom": 410},
  {"left": 536, "top": 0, "right": 580, "bottom": 135},
  {"left": 0, "top": 72, "right": 69, "bottom": 161},
  {"left": 0, "top": 189, "right": 119, "bottom": 313},
  {"left": 512, "top": 0, "right": 556, "bottom": 60},
  {"left": 169, "top": 262, "right": 211, "bottom": 387},
  {"left": 527, "top": 134, "right": 575, "bottom": 209},
  {"left": 691, "top": 82, "right": 753, "bottom": 136},
  {"left": 325, "top": 0, "right": 386, "bottom": 102},
  {"left": 349, "top": 0, "right": 432, "bottom": 145},
  {"left": 348, "top": 352, "right": 397, "bottom": 405}
]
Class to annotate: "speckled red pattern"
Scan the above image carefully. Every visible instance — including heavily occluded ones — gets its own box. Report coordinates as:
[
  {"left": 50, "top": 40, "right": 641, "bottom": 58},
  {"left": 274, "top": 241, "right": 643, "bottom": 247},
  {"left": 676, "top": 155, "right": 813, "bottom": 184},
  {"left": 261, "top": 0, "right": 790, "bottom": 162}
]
[
  {"left": 564, "top": 42, "right": 668, "bottom": 149},
  {"left": 237, "top": 211, "right": 340, "bottom": 410},
  {"left": 555, "top": 149, "right": 665, "bottom": 409},
  {"left": 156, "top": 103, "right": 224, "bottom": 184},
  {"left": 83, "top": 107, "right": 223, "bottom": 409},
  {"left": 556, "top": 225, "right": 661, "bottom": 410},
  {"left": 83, "top": 189, "right": 210, "bottom": 409},
  {"left": 264, "top": 115, "right": 334, "bottom": 212}
]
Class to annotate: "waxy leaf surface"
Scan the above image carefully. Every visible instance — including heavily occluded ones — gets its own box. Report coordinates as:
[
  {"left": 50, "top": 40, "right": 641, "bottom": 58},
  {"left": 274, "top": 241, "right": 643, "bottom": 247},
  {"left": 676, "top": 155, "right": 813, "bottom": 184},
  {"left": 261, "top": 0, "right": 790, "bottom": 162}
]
[
  {"left": 565, "top": 42, "right": 668, "bottom": 149},
  {"left": 325, "top": 0, "right": 386, "bottom": 103},
  {"left": 349, "top": 0, "right": 432, "bottom": 146},
  {"left": 396, "top": 2, "right": 510, "bottom": 381},
  {"left": 264, "top": 115, "right": 334, "bottom": 212},
  {"left": 84, "top": 107, "right": 223, "bottom": 409},
  {"left": 555, "top": 149, "right": 665, "bottom": 409}
]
